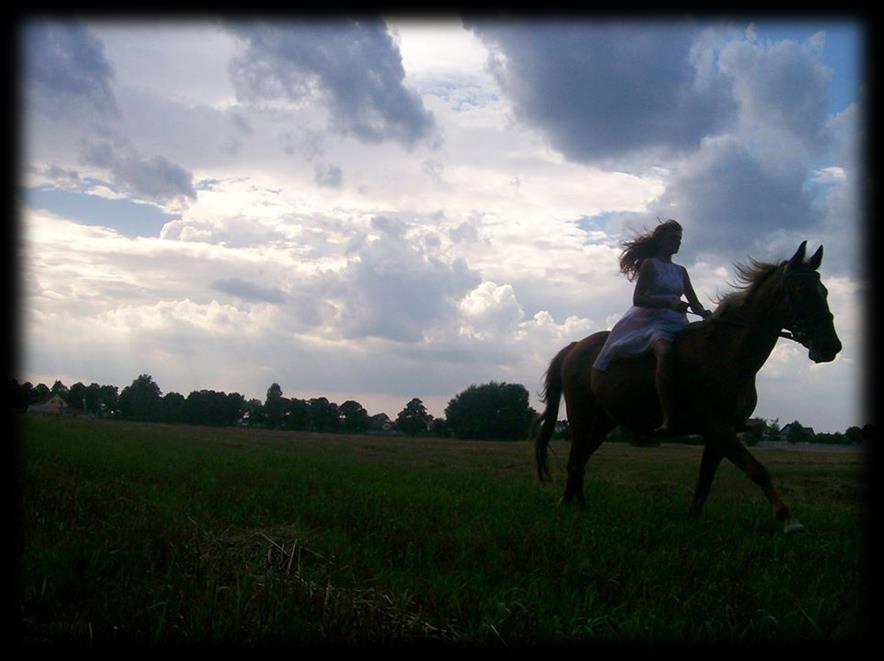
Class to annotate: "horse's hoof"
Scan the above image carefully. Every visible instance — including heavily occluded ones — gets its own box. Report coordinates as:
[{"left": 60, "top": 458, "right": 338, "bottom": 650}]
[{"left": 784, "top": 518, "right": 807, "bottom": 535}]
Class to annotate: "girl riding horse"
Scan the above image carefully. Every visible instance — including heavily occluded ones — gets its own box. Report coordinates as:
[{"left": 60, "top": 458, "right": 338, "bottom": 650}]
[{"left": 592, "top": 219, "right": 711, "bottom": 434}]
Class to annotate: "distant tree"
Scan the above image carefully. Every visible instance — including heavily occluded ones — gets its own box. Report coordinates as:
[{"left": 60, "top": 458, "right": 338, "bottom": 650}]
[
  {"left": 32, "top": 383, "right": 51, "bottom": 404},
  {"left": 309, "top": 397, "right": 339, "bottom": 432},
  {"left": 445, "top": 382, "right": 534, "bottom": 440},
  {"left": 98, "top": 384, "right": 119, "bottom": 415},
  {"left": 396, "top": 398, "right": 432, "bottom": 436},
  {"left": 160, "top": 392, "right": 187, "bottom": 424},
  {"left": 118, "top": 374, "right": 162, "bottom": 422},
  {"left": 85, "top": 383, "right": 102, "bottom": 413},
  {"left": 225, "top": 392, "right": 246, "bottom": 426},
  {"left": 814, "top": 431, "right": 846, "bottom": 445},
  {"left": 284, "top": 398, "right": 310, "bottom": 430},
  {"left": 67, "top": 382, "right": 88, "bottom": 410},
  {"left": 51, "top": 380, "right": 69, "bottom": 397},
  {"left": 182, "top": 390, "right": 244, "bottom": 427},
  {"left": 339, "top": 400, "right": 370, "bottom": 433},
  {"left": 430, "top": 417, "right": 451, "bottom": 437},
  {"left": 741, "top": 419, "right": 769, "bottom": 446},
  {"left": 184, "top": 390, "right": 208, "bottom": 425},
  {"left": 242, "top": 398, "right": 264, "bottom": 426},
  {"left": 844, "top": 426, "right": 865, "bottom": 445},
  {"left": 767, "top": 418, "right": 781, "bottom": 442},
  {"left": 264, "top": 383, "right": 285, "bottom": 429}
]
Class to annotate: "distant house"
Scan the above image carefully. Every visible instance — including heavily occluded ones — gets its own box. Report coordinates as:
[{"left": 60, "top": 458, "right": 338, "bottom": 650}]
[
  {"left": 368, "top": 413, "right": 398, "bottom": 435},
  {"left": 369, "top": 413, "right": 392, "bottom": 431},
  {"left": 27, "top": 394, "right": 69, "bottom": 417},
  {"left": 782, "top": 422, "right": 815, "bottom": 443}
]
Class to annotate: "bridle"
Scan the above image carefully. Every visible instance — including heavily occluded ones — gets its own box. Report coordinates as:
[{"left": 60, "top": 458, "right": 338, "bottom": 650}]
[
  {"left": 693, "top": 267, "right": 832, "bottom": 348},
  {"left": 779, "top": 269, "right": 834, "bottom": 348}
]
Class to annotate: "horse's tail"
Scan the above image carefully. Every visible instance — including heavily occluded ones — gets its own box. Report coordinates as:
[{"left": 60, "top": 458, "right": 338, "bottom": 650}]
[{"left": 532, "top": 342, "right": 575, "bottom": 483}]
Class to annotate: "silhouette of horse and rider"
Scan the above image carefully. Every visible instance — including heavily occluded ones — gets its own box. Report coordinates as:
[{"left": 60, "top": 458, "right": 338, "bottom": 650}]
[{"left": 533, "top": 220, "right": 841, "bottom": 534}]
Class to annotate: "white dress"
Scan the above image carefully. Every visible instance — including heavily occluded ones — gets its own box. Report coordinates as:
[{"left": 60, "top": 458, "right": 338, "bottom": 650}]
[{"left": 593, "top": 257, "right": 688, "bottom": 371}]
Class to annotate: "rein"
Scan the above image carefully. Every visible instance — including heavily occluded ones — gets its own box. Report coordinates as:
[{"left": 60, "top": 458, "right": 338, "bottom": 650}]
[
  {"left": 688, "top": 312, "right": 805, "bottom": 343},
  {"left": 688, "top": 265, "right": 829, "bottom": 347}
]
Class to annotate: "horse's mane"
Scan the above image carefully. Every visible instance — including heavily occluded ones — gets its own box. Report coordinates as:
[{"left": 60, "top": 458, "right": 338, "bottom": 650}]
[{"left": 712, "top": 258, "right": 786, "bottom": 318}]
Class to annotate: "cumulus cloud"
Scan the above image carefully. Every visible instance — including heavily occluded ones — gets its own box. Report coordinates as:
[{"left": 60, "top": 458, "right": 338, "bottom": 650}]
[
  {"left": 227, "top": 19, "right": 436, "bottom": 146},
  {"left": 500, "top": 24, "right": 859, "bottom": 276},
  {"left": 315, "top": 215, "right": 481, "bottom": 342},
  {"left": 22, "top": 20, "right": 118, "bottom": 117},
  {"left": 716, "top": 27, "right": 833, "bottom": 153},
  {"left": 655, "top": 135, "right": 818, "bottom": 261},
  {"left": 159, "top": 213, "right": 291, "bottom": 248},
  {"left": 458, "top": 281, "right": 525, "bottom": 339},
  {"left": 466, "top": 21, "right": 736, "bottom": 164}
]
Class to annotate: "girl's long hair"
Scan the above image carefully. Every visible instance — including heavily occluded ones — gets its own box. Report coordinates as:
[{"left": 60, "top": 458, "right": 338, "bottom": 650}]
[{"left": 618, "top": 218, "right": 682, "bottom": 282}]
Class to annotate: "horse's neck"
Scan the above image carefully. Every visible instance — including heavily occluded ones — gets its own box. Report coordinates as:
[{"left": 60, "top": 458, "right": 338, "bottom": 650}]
[{"left": 716, "top": 278, "right": 788, "bottom": 376}]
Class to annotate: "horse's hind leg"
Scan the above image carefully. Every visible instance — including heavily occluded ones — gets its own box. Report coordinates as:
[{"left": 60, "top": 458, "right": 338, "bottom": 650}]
[
  {"left": 714, "top": 427, "right": 805, "bottom": 534},
  {"left": 562, "top": 407, "right": 613, "bottom": 507}
]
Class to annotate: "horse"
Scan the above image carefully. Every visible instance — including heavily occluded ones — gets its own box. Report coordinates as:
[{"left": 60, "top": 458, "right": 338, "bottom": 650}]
[{"left": 533, "top": 241, "right": 842, "bottom": 534}]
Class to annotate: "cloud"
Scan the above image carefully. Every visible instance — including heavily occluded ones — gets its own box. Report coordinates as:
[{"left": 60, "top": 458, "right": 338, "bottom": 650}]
[
  {"left": 159, "top": 215, "right": 287, "bottom": 247},
  {"left": 654, "top": 135, "right": 818, "bottom": 261},
  {"left": 227, "top": 19, "right": 436, "bottom": 146},
  {"left": 230, "top": 112, "right": 254, "bottom": 135},
  {"left": 717, "top": 27, "right": 833, "bottom": 153},
  {"left": 22, "top": 21, "right": 118, "bottom": 117},
  {"left": 210, "top": 278, "right": 285, "bottom": 304},
  {"left": 466, "top": 21, "right": 736, "bottom": 164},
  {"left": 475, "top": 24, "right": 858, "bottom": 276},
  {"left": 318, "top": 216, "right": 481, "bottom": 342},
  {"left": 448, "top": 218, "right": 481, "bottom": 244},
  {"left": 458, "top": 281, "right": 524, "bottom": 340},
  {"left": 80, "top": 136, "right": 197, "bottom": 206},
  {"left": 314, "top": 163, "right": 343, "bottom": 188}
]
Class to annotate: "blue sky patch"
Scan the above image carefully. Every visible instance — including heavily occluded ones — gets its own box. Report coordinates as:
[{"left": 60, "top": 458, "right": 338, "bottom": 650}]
[{"left": 24, "top": 185, "right": 177, "bottom": 238}]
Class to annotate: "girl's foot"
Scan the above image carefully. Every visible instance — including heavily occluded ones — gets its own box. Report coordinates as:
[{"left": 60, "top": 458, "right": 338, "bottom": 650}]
[{"left": 654, "top": 422, "right": 673, "bottom": 435}]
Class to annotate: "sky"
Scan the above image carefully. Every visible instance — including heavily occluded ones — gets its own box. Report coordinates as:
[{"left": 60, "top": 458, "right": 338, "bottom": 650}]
[{"left": 17, "top": 16, "right": 867, "bottom": 433}]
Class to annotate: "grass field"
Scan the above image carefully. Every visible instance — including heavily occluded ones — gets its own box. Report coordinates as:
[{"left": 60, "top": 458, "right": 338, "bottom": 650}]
[{"left": 16, "top": 416, "right": 869, "bottom": 647}]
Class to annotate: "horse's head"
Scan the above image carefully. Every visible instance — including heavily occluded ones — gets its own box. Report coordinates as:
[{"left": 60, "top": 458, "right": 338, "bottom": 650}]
[{"left": 782, "top": 242, "right": 842, "bottom": 363}]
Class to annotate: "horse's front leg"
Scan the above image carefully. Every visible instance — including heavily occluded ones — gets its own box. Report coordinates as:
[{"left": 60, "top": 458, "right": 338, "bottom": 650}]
[
  {"left": 561, "top": 406, "right": 611, "bottom": 508},
  {"left": 689, "top": 441, "right": 723, "bottom": 519},
  {"left": 712, "top": 425, "right": 806, "bottom": 534}
]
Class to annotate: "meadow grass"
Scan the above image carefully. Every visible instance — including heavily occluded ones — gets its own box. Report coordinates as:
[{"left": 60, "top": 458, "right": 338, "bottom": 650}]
[{"left": 17, "top": 417, "right": 867, "bottom": 647}]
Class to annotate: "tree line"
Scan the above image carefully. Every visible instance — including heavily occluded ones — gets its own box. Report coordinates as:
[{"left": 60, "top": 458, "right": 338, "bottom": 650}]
[
  {"left": 9, "top": 376, "right": 539, "bottom": 441},
  {"left": 10, "top": 375, "right": 866, "bottom": 445}
]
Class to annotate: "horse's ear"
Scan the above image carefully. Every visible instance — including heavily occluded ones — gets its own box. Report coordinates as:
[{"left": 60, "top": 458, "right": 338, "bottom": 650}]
[
  {"left": 808, "top": 245, "right": 823, "bottom": 270},
  {"left": 788, "top": 241, "right": 808, "bottom": 268}
]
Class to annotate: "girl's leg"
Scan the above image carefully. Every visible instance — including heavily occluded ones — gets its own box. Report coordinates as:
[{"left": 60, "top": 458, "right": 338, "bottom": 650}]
[{"left": 652, "top": 339, "right": 675, "bottom": 433}]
